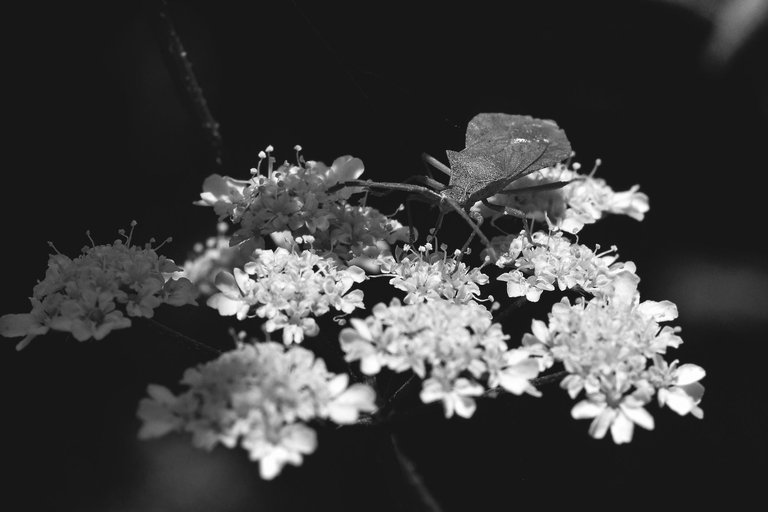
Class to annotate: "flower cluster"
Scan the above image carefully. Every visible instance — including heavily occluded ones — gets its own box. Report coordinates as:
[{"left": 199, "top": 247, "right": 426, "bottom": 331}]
[
  {"left": 377, "top": 243, "right": 490, "bottom": 304},
  {"left": 0, "top": 112, "right": 709, "bottom": 483},
  {"left": 340, "top": 298, "right": 541, "bottom": 418},
  {"left": 492, "top": 230, "right": 637, "bottom": 302},
  {"left": 0, "top": 223, "right": 198, "bottom": 350},
  {"left": 472, "top": 160, "right": 649, "bottom": 234},
  {"left": 137, "top": 340, "right": 376, "bottom": 479},
  {"left": 197, "top": 147, "right": 408, "bottom": 263},
  {"left": 522, "top": 271, "right": 705, "bottom": 443},
  {"left": 207, "top": 247, "right": 366, "bottom": 344}
]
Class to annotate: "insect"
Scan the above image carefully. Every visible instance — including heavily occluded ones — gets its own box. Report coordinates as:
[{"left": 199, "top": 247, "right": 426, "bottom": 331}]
[{"left": 335, "top": 113, "right": 572, "bottom": 256}]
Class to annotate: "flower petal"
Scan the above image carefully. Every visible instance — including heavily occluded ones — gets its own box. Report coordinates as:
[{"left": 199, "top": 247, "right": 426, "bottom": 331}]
[
  {"left": 637, "top": 300, "right": 678, "bottom": 322},
  {"left": 571, "top": 400, "right": 603, "bottom": 419},
  {"left": 0, "top": 313, "right": 37, "bottom": 338},
  {"left": 675, "top": 364, "right": 706, "bottom": 385},
  {"left": 620, "top": 403, "right": 655, "bottom": 431},
  {"left": 609, "top": 413, "right": 635, "bottom": 444},
  {"left": 206, "top": 293, "right": 247, "bottom": 317}
]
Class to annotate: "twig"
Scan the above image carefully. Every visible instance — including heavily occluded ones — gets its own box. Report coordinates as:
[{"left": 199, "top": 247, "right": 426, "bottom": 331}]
[
  {"left": 346, "top": 370, "right": 567, "bottom": 428},
  {"left": 142, "top": 317, "right": 222, "bottom": 356},
  {"left": 390, "top": 432, "right": 444, "bottom": 512},
  {"left": 492, "top": 296, "right": 528, "bottom": 324},
  {"left": 339, "top": 373, "right": 417, "bottom": 429},
  {"left": 154, "top": 0, "right": 223, "bottom": 171}
]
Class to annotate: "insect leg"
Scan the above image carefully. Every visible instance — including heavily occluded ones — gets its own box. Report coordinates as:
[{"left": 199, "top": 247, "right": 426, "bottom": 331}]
[
  {"left": 432, "top": 211, "right": 446, "bottom": 238},
  {"left": 401, "top": 173, "right": 448, "bottom": 191},
  {"left": 439, "top": 198, "right": 498, "bottom": 261},
  {"left": 404, "top": 194, "right": 428, "bottom": 245},
  {"left": 496, "top": 180, "right": 571, "bottom": 195},
  {"left": 481, "top": 198, "right": 526, "bottom": 219},
  {"left": 421, "top": 152, "right": 452, "bottom": 178}
]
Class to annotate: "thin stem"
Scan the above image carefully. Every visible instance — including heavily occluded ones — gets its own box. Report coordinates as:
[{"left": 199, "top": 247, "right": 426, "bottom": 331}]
[
  {"left": 154, "top": 0, "right": 223, "bottom": 171},
  {"left": 390, "top": 432, "right": 444, "bottom": 512},
  {"left": 142, "top": 317, "right": 222, "bottom": 356},
  {"left": 492, "top": 296, "right": 528, "bottom": 323},
  {"left": 339, "top": 373, "right": 417, "bottom": 429},
  {"left": 346, "top": 369, "right": 567, "bottom": 429},
  {"left": 383, "top": 374, "right": 417, "bottom": 412}
]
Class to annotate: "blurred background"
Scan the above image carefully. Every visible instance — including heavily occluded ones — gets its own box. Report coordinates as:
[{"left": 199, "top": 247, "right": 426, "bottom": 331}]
[{"left": 2, "top": 0, "right": 766, "bottom": 510}]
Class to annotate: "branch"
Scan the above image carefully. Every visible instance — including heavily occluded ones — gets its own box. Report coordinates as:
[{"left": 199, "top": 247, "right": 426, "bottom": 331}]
[
  {"left": 153, "top": 0, "right": 223, "bottom": 171},
  {"left": 492, "top": 296, "right": 528, "bottom": 323},
  {"left": 390, "top": 432, "right": 444, "bottom": 512},
  {"left": 141, "top": 317, "right": 222, "bottom": 356}
]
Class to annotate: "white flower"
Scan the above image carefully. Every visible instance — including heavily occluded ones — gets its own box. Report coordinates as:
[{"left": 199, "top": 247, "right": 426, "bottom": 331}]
[
  {"left": 649, "top": 356, "right": 706, "bottom": 418},
  {"left": 197, "top": 174, "right": 250, "bottom": 219},
  {"left": 179, "top": 225, "right": 258, "bottom": 297},
  {"left": 243, "top": 423, "right": 318, "bottom": 480},
  {"left": 324, "top": 374, "right": 377, "bottom": 423},
  {"left": 420, "top": 376, "right": 484, "bottom": 419},
  {"left": 571, "top": 392, "right": 655, "bottom": 444},
  {"left": 377, "top": 244, "right": 489, "bottom": 304},
  {"left": 471, "top": 161, "right": 649, "bottom": 234},
  {"left": 206, "top": 248, "right": 366, "bottom": 343},
  {"left": 196, "top": 149, "right": 407, "bottom": 263},
  {"left": 206, "top": 268, "right": 257, "bottom": 320},
  {"left": 0, "top": 223, "right": 198, "bottom": 349},
  {"left": 522, "top": 270, "right": 705, "bottom": 441},
  {"left": 487, "top": 349, "right": 542, "bottom": 397},
  {"left": 492, "top": 230, "right": 637, "bottom": 302},
  {"left": 137, "top": 342, "right": 376, "bottom": 479},
  {"left": 340, "top": 298, "right": 541, "bottom": 418}
]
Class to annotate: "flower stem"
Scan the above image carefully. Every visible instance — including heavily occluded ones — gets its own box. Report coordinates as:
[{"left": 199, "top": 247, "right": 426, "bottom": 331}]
[
  {"left": 141, "top": 317, "right": 222, "bottom": 356},
  {"left": 492, "top": 296, "right": 528, "bottom": 323},
  {"left": 152, "top": 0, "right": 223, "bottom": 171},
  {"left": 390, "top": 432, "right": 444, "bottom": 512}
]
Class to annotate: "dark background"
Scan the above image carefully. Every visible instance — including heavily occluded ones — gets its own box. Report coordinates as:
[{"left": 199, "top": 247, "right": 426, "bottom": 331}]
[{"left": 2, "top": 1, "right": 766, "bottom": 511}]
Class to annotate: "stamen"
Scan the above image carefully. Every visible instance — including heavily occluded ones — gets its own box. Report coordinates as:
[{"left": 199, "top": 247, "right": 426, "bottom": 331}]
[
  {"left": 254, "top": 150, "right": 267, "bottom": 176},
  {"left": 384, "top": 203, "right": 404, "bottom": 218},
  {"left": 154, "top": 236, "right": 173, "bottom": 251},
  {"left": 595, "top": 244, "right": 618, "bottom": 258},
  {"left": 47, "top": 241, "right": 62, "bottom": 254},
  {"left": 589, "top": 158, "right": 602, "bottom": 177},
  {"left": 85, "top": 230, "right": 96, "bottom": 247},
  {"left": 294, "top": 144, "right": 303, "bottom": 164},
  {"left": 127, "top": 220, "right": 138, "bottom": 246}
]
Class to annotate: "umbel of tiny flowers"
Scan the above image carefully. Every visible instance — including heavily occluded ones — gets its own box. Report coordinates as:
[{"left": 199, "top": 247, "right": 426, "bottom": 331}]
[
  {"left": 471, "top": 158, "right": 650, "bottom": 234},
  {"left": 339, "top": 298, "right": 542, "bottom": 419},
  {"left": 521, "top": 271, "right": 706, "bottom": 443},
  {"left": 206, "top": 243, "right": 367, "bottom": 344},
  {"left": 490, "top": 229, "right": 638, "bottom": 302},
  {"left": 0, "top": 222, "right": 198, "bottom": 350},
  {"left": 376, "top": 242, "right": 491, "bottom": 305},
  {"left": 137, "top": 337, "right": 376, "bottom": 479},
  {"left": 196, "top": 146, "right": 409, "bottom": 264}
]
